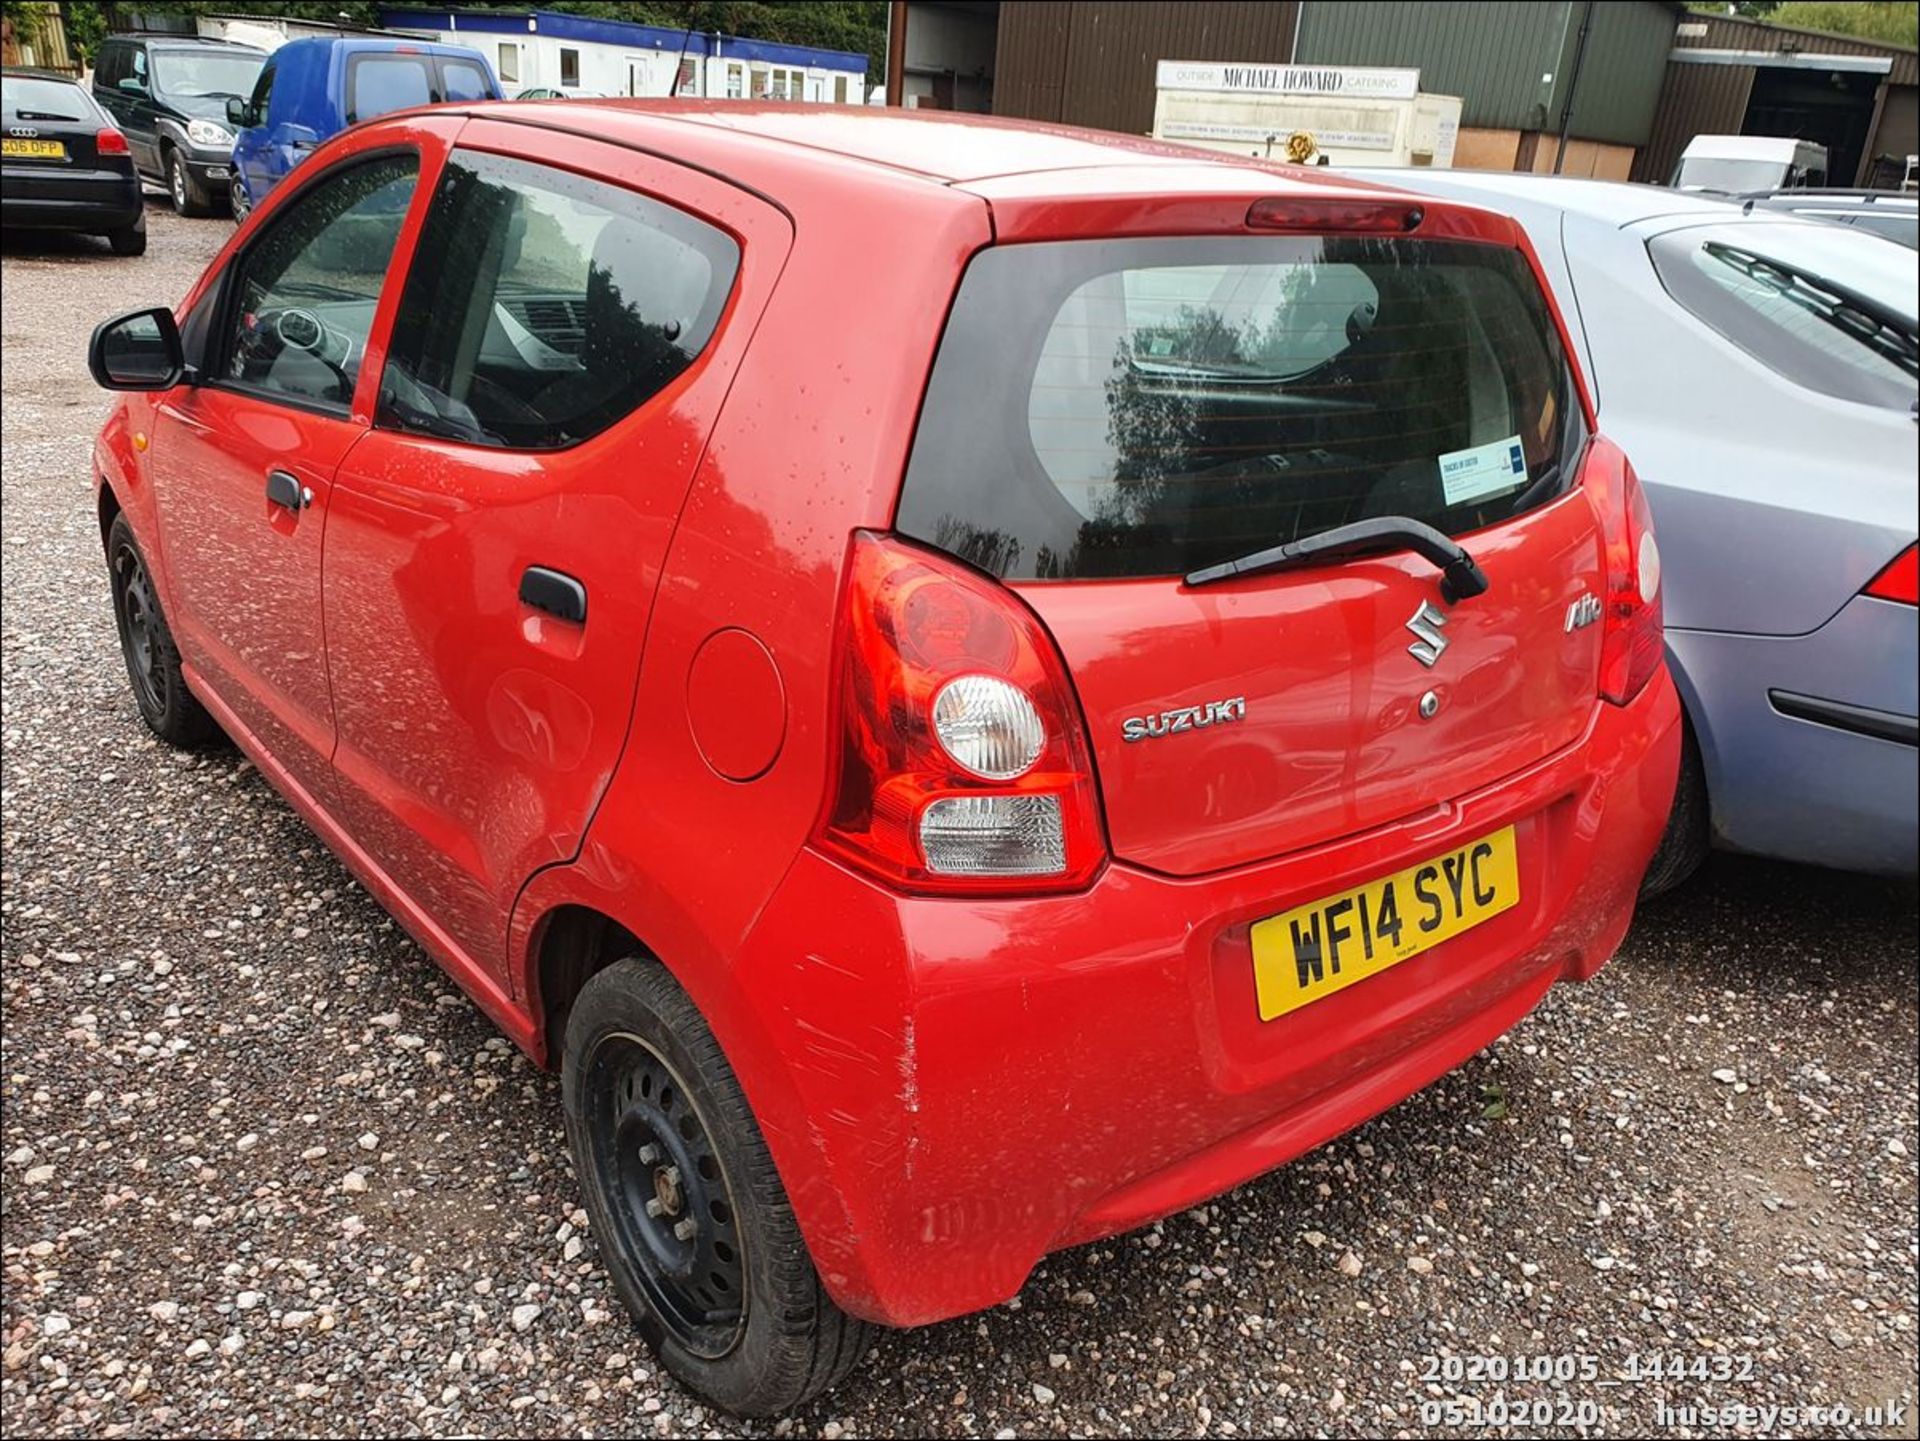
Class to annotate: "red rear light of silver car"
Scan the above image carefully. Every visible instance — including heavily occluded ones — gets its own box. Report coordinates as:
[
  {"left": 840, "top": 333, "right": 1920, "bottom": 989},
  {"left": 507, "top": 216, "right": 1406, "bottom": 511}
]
[
  {"left": 817, "top": 532, "right": 1106, "bottom": 893},
  {"left": 1863, "top": 544, "right": 1918, "bottom": 605},
  {"left": 95, "top": 128, "right": 129, "bottom": 156},
  {"left": 1584, "top": 437, "right": 1664, "bottom": 706}
]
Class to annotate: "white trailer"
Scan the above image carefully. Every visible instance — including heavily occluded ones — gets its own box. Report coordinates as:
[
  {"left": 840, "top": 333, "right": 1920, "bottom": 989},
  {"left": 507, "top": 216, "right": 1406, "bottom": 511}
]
[{"left": 1152, "top": 60, "right": 1462, "bottom": 169}]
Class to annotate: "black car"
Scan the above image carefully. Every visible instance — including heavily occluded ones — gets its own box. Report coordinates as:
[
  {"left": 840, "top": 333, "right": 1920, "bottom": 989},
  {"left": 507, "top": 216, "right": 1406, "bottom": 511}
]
[
  {"left": 2, "top": 69, "right": 145, "bottom": 254},
  {"left": 91, "top": 34, "right": 263, "bottom": 217}
]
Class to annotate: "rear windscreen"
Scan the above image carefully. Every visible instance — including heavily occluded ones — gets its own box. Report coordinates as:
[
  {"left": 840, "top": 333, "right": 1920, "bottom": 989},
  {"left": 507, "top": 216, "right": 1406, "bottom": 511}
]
[
  {"left": 896, "top": 236, "right": 1585, "bottom": 581},
  {"left": 3, "top": 76, "right": 90, "bottom": 121}
]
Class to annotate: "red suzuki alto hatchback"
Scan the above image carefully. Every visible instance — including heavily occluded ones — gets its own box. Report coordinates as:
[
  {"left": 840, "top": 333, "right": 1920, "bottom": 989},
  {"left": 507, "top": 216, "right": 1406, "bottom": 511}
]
[{"left": 88, "top": 103, "right": 1679, "bottom": 1415}]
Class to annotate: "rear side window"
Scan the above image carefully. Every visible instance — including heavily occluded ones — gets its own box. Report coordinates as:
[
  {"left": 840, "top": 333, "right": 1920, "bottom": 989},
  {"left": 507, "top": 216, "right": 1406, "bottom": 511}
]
[
  {"left": 437, "top": 57, "right": 492, "bottom": 102},
  {"left": 897, "top": 237, "right": 1583, "bottom": 580},
  {"left": 349, "top": 54, "right": 432, "bottom": 122},
  {"left": 378, "top": 149, "right": 739, "bottom": 449},
  {"left": 1650, "top": 234, "right": 1919, "bottom": 409}
]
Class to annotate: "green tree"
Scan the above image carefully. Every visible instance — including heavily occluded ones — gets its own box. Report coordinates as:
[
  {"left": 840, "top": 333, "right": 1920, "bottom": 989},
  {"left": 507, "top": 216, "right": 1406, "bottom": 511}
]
[
  {"left": 1687, "top": 2, "right": 1784, "bottom": 16},
  {"left": 1766, "top": 1, "right": 1918, "bottom": 46}
]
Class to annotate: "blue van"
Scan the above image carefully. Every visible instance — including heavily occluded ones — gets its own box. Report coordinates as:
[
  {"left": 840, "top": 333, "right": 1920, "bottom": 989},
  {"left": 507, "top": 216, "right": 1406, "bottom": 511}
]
[{"left": 227, "top": 36, "right": 500, "bottom": 220}]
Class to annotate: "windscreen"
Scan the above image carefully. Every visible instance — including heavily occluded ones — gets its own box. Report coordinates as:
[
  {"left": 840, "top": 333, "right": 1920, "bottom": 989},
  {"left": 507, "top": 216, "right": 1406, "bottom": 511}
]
[
  {"left": 3, "top": 76, "right": 90, "bottom": 121},
  {"left": 895, "top": 236, "right": 1584, "bottom": 581},
  {"left": 1673, "top": 157, "right": 1785, "bottom": 193},
  {"left": 1649, "top": 223, "right": 1919, "bottom": 410},
  {"left": 151, "top": 50, "right": 262, "bottom": 102}
]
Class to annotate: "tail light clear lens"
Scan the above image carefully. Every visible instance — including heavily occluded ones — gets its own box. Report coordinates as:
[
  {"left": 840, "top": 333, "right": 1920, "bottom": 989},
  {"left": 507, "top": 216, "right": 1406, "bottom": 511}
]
[
  {"left": 95, "top": 127, "right": 129, "bottom": 156},
  {"left": 817, "top": 532, "right": 1106, "bottom": 893},
  {"left": 1584, "top": 437, "right": 1665, "bottom": 706},
  {"left": 1864, "top": 544, "right": 1917, "bottom": 605}
]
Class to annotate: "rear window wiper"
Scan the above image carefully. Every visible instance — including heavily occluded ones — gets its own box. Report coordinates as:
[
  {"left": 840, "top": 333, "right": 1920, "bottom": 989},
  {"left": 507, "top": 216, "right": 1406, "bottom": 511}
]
[{"left": 1185, "top": 515, "right": 1491, "bottom": 603}]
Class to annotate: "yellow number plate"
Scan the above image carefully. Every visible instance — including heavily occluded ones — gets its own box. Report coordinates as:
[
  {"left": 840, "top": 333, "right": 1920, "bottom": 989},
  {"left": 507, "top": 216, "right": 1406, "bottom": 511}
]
[
  {"left": 2, "top": 138, "right": 67, "bottom": 159},
  {"left": 1250, "top": 825, "right": 1519, "bottom": 1021}
]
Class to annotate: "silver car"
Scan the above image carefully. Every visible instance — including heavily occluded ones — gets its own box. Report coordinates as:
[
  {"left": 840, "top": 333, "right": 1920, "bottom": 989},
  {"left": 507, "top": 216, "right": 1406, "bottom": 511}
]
[{"left": 1359, "top": 172, "right": 1917, "bottom": 890}]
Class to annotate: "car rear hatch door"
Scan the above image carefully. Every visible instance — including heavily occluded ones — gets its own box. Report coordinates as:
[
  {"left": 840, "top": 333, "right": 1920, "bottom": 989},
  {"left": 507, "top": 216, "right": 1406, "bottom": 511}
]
[
  {"left": 2, "top": 75, "right": 107, "bottom": 171},
  {"left": 894, "top": 192, "right": 1608, "bottom": 875}
]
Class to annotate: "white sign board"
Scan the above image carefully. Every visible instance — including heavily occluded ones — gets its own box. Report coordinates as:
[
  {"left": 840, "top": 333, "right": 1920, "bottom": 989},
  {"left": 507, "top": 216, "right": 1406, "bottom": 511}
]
[{"left": 1155, "top": 60, "right": 1421, "bottom": 101}]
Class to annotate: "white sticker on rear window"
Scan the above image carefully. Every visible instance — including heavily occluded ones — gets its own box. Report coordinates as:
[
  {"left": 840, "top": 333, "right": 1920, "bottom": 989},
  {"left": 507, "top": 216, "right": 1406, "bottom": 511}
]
[{"left": 1437, "top": 435, "right": 1527, "bottom": 506}]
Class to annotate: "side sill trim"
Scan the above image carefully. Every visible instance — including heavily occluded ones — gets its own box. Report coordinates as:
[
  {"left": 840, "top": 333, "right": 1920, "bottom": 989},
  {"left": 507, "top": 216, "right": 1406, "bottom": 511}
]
[{"left": 1768, "top": 689, "right": 1920, "bottom": 748}]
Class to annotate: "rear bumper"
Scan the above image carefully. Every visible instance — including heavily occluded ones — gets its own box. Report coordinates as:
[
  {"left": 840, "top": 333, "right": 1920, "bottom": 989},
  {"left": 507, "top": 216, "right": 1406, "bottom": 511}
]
[
  {"left": 1, "top": 170, "right": 143, "bottom": 231},
  {"left": 1668, "top": 595, "right": 1918, "bottom": 875},
  {"left": 739, "top": 670, "right": 1681, "bottom": 1327}
]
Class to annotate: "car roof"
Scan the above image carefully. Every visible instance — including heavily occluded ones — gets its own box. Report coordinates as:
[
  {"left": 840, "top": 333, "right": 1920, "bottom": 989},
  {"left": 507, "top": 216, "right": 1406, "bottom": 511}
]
[
  {"left": 133, "top": 36, "right": 266, "bottom": 53},
  {"left": 1747, "top": 189, "right": 1918, "bottom": 209},
  {"left": 476, "top": 100, "right": 1426, "bottom": 197},
  {"left": 1680, "top": 134, "right": 1821, "bottom": 160},
  {"left": 1356, "top": 170, "right": 1755, "bottom": 230},
  {"left": 2, "top": 66, "right": 81, "bottom": 83},
  {"left": 281, "top": 35, "right": 486, "bottom": 54}
]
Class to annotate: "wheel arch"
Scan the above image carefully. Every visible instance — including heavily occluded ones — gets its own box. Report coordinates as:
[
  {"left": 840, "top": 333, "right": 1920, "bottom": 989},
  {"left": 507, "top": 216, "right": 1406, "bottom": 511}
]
[{"left": 526, "top": 902, "right": 646, "bottom": 1068}]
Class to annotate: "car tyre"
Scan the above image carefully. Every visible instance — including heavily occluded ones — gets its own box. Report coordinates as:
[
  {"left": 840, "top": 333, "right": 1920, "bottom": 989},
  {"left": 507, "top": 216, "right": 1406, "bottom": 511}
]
[
  {"left": 166, "top": 148, "right": 214, "bottom": 218},
  {"left": 230, "top": 176, "right": 252, "bottom": 226},
  {"left": 106, "top": 514, "right": 219, "bottom": 747},
  {"left": 561, "top": 958, "right": 875, "bottom": 1417},
  {"left": 106, "top": 211, "right": 147, "bottom": 256},
  {"left": 1640, "top": 719, "right": 1709, "bottom": 899}
]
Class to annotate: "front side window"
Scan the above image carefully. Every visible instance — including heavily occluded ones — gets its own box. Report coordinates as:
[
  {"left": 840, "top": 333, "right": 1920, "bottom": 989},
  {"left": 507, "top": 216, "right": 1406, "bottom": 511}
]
[
  {"left": 348, "top": 54, "right": 431, "bottom": 122},
  {"left": 378, "top": 149, "right": 739, "bottom": 449},
  {"left": 219, "top": 154, "right": 419, "bottom": 411},
  {"left": 897, "top": 236, "right": 1583, "bottom": 581},
  {"left": 1650, "top": 229, "right": 1918, "bottom": 409},
  {"left": 243, "top": 61, "right": 275, "bottom": 126}
]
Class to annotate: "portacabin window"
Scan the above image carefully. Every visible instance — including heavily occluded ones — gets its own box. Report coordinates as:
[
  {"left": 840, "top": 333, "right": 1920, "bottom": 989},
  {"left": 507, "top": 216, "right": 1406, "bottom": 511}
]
[
  {"left": 560, "top": 47, "right": 580, "bottom": 88},
  {"left": 377, "top": 149, "right": 740, "bottom": 450}
]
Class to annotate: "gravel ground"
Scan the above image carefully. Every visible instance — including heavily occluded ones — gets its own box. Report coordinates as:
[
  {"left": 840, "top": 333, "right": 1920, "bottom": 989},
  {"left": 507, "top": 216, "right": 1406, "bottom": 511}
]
[{"left": 3, "top": 200, "right": 1917, "bottom": 1440}]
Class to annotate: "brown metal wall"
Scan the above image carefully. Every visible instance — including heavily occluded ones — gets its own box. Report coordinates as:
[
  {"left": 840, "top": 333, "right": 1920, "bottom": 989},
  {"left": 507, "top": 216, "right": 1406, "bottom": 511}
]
[
  {"left": 994, "top": 0, "right": 1301, "bottom": 134},
  {"left": 1631, "top": 59, "right": 1755, "bottom": 183},
  {"left": 1687, "top": 13, "right": 1916, "bottom": 88}
]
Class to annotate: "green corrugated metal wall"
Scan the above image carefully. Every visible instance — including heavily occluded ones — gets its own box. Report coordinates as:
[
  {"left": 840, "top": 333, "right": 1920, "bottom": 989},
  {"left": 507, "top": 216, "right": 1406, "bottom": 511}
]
[{"left": 1294, "top": 1, "right": 1678, "bottom": 145}]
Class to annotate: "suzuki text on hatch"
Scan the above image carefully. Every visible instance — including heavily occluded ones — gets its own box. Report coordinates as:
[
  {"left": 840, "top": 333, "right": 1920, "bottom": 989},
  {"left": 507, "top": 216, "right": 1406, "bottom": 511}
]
[{"left": 87, "top": 104, "right": 1680, "bottom": 1416}]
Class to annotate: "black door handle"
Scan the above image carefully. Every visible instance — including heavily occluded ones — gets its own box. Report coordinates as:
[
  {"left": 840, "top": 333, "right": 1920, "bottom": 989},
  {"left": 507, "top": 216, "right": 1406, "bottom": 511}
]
[
  {"left": 265, "top": 469, "right": 311, "bottom": 511},
  {"left": 520, "top": 566, "right": 587, "bottom": 624}
]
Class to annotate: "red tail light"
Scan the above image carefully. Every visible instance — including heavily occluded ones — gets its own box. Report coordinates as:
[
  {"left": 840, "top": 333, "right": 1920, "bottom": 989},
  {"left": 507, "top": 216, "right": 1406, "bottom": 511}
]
[
  {"left": 1583, "top": 437, "right": 1664, "bottom": 706},
  {"left": 816, "top": 532, "right": 1107, "bottom": 894},
  {"left": 95, "top": 127, "right": 129, "bottom": 156},
  {"left": 1864, "top": 544, "right": 1918, "bottom": 605},
  {"left": 1245, "top": 197, "right": 1423, "bottom": 233}
]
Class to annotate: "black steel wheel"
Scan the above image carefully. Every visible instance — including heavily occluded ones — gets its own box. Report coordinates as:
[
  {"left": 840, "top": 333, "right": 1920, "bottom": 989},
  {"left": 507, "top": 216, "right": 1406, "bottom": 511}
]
[
  {"left": 588, "top": 1032, "right": 748, "bottom": 1359},
  {"left": 106, "top": 514, "right": 217, "bottom": 747},
  {"left": 561, "top": 959, "right": 874, "bottom": 1417}
]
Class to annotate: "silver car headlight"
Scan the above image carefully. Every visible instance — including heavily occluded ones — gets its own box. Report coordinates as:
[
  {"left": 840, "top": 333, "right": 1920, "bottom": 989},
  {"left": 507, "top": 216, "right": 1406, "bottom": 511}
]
[{"left": 185, "top": 119, "right": 233, "bottom": 149}]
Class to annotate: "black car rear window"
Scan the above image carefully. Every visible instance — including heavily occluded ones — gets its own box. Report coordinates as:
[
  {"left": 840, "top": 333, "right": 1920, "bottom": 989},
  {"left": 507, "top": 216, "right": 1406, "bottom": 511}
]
[
  {"left": 895, "top": 236, "right": 1585, "bottom": 581},
  {"left": 3, "top": 75, "right": 91, "bottom": 122}
]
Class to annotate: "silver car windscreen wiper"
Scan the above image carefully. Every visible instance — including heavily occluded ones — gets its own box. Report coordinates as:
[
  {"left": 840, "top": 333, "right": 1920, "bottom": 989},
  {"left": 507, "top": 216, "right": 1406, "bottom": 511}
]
[{"left": 1185, "top": 515, "right": 1491, "bottom": 604}]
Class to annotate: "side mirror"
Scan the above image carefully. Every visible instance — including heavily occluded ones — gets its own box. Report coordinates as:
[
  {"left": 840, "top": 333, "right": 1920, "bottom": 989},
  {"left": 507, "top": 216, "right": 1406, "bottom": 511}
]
[
  {"left": 89, "top": 307, "right": 186, "bottom": 391},
  {"left": 227, "top": 96, "right": 251, "bottom": 128},
  {"left": 116, "top": 76, "right": 148, "bottom": 95}
]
